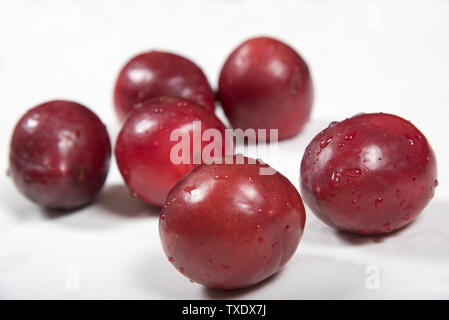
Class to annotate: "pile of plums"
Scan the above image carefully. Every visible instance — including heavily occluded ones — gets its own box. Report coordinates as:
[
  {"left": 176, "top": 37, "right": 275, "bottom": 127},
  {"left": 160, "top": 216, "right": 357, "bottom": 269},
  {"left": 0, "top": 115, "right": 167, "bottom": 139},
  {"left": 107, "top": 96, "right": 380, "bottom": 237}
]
[{"left": 8, "top": 36, "right": 438, "bottom": 290}]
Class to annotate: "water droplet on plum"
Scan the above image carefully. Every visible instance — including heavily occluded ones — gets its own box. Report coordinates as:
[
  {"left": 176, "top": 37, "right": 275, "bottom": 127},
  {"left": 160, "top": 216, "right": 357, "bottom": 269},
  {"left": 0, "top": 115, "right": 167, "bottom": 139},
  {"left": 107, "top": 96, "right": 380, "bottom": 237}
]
[
  {"left": 375, "top": 197, "right": 383, "bottom": 208},
  {"left": 320, "top": 136, "right": 333, "bottom": 149}
]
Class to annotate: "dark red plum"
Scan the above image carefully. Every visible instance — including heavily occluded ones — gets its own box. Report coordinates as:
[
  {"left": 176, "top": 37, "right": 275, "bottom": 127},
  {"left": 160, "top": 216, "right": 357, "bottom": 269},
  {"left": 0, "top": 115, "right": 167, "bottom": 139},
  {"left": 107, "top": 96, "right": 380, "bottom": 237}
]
[
  {"left": 9, "top": 100, "right": 111, "bottom": 209},
  {"left": 115, "top": 97, "right": 232, "bottom": 207},
  {"left": 160, "top": 156, "right": 306, "bottom": 290},
  {"left": 114, "top": 51, "right": 215, "bottom": 121},
  {"left": 218, "top": 37, "right": 313, "bottom": 140},
  {"left": 300, "top": 113, "right": 437, "bottom": 234}
]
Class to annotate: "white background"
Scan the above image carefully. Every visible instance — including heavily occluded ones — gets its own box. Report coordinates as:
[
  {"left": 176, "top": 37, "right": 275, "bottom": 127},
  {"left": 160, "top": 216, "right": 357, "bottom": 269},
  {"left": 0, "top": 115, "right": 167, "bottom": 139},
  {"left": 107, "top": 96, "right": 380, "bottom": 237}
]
[{"left": 1, "top": 0, "right": 448, "bottom": 299}]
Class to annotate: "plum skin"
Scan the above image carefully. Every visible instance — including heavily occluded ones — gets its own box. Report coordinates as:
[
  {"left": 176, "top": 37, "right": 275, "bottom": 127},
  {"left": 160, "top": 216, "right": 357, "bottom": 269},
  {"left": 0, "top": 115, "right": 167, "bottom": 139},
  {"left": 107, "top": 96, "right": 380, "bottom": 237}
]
[
  {"left": 9, "top": 100, "right": 111, "bottom": 210},
  {"left": 115, "top": 97, "right": 231, "bottom": 208},
  {"left": 114, "top": 51, "right": 215, "bottom": 121},
  {"left": 159, "top": 156, "right": 306, "bottom": 290},
  {"left": 300, "top": 113, "right": 438, "bottom": 235},
  {"left": 218, "top": 36, "right": 313, "bottom": 140}
]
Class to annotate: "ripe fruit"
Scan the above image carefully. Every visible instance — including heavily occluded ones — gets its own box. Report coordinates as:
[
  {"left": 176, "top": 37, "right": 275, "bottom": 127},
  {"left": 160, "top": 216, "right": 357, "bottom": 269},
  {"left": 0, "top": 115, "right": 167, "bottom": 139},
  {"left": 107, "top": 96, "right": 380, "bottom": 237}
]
[
  {"left": 9, "top": 100, "right": 111, "bottom": 209},
  {"left": 218, "top": 36, "right": 313, "bottom": 140},
  {"left": 160, "top": 156, "right": 306, "bottom": 290},
  {"left": 300, "top": 113, "right": 438, "bottom": 234},
  {"left": 114, "top": 51, "right": 215, "bottom": 121},
  {"left": 115, "top": 97, "right": 231, "bottom": 207}
]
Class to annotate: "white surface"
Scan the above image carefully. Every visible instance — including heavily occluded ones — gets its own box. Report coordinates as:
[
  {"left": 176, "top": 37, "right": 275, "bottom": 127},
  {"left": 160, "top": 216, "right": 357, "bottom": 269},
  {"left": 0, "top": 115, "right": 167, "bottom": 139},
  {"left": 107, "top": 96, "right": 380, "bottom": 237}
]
[{"left": 1, "top": 0, "right": 449, "bottom": 299}]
